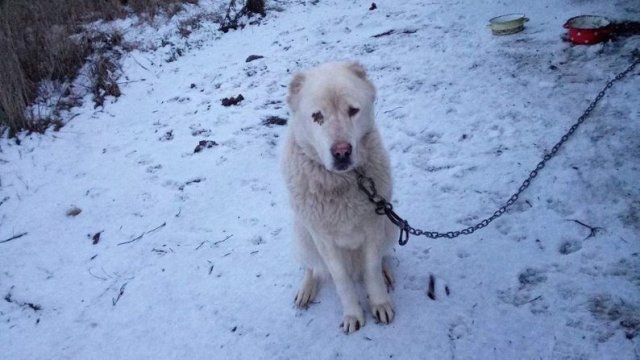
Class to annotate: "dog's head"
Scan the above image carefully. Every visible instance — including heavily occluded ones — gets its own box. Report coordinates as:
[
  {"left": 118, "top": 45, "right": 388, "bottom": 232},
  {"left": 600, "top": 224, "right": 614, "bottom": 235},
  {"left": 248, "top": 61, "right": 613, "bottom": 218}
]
[{"left": 287, "top": 62, "right": 376, "bottom": 173}]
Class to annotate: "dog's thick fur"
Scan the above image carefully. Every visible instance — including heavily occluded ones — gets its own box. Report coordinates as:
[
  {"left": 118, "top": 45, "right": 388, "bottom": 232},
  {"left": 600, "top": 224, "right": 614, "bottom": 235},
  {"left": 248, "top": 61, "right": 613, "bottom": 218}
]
[{"left": 281, "top": 62, "right": 397, "bottom": 334}]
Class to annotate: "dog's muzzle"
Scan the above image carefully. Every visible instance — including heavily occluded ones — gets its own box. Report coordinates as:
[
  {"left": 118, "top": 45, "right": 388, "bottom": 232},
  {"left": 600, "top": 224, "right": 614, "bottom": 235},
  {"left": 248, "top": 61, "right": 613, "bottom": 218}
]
[{"left": 331, "top": 142, "right": 352, "bottom": 171}]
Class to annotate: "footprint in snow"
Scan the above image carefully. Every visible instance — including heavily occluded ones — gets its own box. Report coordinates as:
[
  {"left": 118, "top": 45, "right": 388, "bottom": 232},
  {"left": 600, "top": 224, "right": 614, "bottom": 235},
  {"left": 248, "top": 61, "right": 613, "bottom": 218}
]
[
  {"left": 146, "top": 164, "right": 162, "bottom": 174},
  {"left": 518, "top": 267, "right": 548, "bottom": 287},
  {"left": 558, "top": 239, "right": 582, "bottom": 255},
  {"left": 427, "top": 273, "right": 451, "bottom": 300}
]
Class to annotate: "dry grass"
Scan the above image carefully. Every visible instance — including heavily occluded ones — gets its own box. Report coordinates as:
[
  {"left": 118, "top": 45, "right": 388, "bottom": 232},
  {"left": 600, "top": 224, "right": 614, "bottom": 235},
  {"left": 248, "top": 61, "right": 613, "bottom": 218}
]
[
  {"left": 219, "top": 0, "right": 265, "bottom": 33},
  {"left": 0, "top": 0, "right": 198, "bottom": 136}
]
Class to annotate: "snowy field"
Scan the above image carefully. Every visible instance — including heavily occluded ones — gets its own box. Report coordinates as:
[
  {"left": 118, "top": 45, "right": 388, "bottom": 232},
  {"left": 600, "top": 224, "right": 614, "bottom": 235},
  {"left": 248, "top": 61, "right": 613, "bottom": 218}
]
[{"left": 1, "top": 0, "right": 640, "bottom": 358}]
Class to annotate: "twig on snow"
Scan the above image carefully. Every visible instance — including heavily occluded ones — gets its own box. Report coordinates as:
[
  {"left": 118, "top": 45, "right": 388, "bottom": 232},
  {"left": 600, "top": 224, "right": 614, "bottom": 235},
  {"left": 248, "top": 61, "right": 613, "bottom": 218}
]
[
  {"left": 372, "top": 29, "right": 394, "bottom": 37},
  {"left": 568, "top": 219, "right": 603, "bottom": 240},
  {"left": 207, "top": 260, "right": 214, "bottom": 275},
  {"left": 88, "top": 268, "right": 109, "bottom": 281},
  {"left": 4, "top": 292, "right": 42, "bottom": 312},
  {"left": 16, "top": 175, "right": 29, "bottom": 190},
  {"left": 0, "top": 232, "right": 28, "bottom": 244},
  {"left": 117, "top": 222, "right": 166, "bottom": 246},
  {"left": 526, "top": 295, "right": 543, "bottom": 304},
  {"left": 112, "top": 282, "right": 127, "bottom": 306},
  {"left": 130, "top": 54, "right": 150, "bottom": 72},
  {"left": 214, "top": 234, "right": 233, "bottom": 245},
  {"left": 383, "top": 106, "right": 403, "bottom": 114},
  {"left": 117, "top": 78, "right": 146, "bottom": 85},
  {"left": 372, "top": 28, "right": 418, "bottom": 38}
]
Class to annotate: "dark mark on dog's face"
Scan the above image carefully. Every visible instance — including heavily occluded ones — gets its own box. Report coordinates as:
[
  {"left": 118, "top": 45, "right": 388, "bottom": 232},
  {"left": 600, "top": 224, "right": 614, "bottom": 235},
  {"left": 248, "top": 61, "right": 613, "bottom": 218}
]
[{"left": 312, "top": 111, "right": 324, "bottom": 125}]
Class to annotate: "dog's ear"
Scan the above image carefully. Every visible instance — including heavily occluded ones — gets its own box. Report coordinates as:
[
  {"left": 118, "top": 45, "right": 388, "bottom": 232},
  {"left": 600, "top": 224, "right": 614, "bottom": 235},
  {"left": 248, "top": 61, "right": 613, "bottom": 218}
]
[
  {"left": 347, "top": 62, "right": 376, "bottom": 102},
  {"left": 287, "top": 72, "right": 305, "bottom": 110},
  {"left": 347, "top": 62, "right": 368, "bottom": 79},
  {"left": 289, "top": 72, "right": 305, "bottom": 96}
]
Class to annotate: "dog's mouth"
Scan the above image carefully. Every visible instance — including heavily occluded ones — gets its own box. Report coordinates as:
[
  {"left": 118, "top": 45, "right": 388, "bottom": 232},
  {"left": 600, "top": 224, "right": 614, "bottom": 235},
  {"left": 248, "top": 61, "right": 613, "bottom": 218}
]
[
  {"left": 332, "top": 159, "right": 353, "bottom": 172},
  {"left": 329, "top": 157, "right": 355, "bottom": 173}
]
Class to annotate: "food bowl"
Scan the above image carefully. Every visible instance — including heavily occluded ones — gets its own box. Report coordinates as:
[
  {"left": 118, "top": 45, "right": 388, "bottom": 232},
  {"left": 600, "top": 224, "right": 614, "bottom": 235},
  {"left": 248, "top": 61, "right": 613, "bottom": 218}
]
[
  {"left": 488, "top": 14, "right": 529, "bottom": 35},
  {"left": 564, "top": 15, "right": 612, "bottom": 45}
]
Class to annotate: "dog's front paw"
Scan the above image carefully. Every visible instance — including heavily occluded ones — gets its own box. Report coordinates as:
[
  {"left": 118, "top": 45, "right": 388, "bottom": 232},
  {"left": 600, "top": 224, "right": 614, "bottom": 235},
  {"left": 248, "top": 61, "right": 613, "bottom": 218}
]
[
  {"left": 294, "top": 288, "right": 315, "bottom": 309},
  {"left": 371, "top": 302, "right": 395, "bottom": 324},
  {"left": 294, "top": 276, "right": 318, "bottom": 309},
  {"left": 340, "top": 310, "right": 365, "bottom": 334}
]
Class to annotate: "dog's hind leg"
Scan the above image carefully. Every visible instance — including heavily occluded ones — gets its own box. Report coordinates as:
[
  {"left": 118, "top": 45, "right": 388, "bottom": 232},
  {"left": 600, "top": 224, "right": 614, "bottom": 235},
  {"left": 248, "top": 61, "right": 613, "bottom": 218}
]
[{"left": 294, "top": 268, "right": 318, "bottom": 308}]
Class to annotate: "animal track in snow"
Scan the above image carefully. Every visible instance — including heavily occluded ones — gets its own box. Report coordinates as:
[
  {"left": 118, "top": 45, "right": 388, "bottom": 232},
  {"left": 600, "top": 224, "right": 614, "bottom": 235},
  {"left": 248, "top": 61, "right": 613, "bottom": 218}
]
[
  {"left": 558, "top": 239, "right": 582, "bottom": 255},
  {"left": 427, "top": 273, "right": 451, "bottom": 300},
  {"left": 146, "top": 164, "right": 162, "bottom": 174}
]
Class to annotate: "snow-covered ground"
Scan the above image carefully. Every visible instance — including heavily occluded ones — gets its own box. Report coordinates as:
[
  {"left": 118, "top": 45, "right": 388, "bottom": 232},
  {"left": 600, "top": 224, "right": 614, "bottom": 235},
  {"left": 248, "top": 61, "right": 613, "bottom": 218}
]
[{"left": 2, "top": 0, "right": 639, "bottom": 358}]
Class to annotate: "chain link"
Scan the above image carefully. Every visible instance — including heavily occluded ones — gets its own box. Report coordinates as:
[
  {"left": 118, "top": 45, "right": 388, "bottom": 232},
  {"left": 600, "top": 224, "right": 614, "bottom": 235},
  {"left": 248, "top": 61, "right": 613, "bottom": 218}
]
[{"left": 356, "top": 57, "right": 640, "bottom": 246}]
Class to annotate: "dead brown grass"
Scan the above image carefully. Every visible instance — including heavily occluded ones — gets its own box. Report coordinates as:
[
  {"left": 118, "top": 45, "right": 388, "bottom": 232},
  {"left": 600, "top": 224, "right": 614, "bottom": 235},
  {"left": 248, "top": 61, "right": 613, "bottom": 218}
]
[{"left": 0, "top": 0, "right": 198, "bottom": 136}]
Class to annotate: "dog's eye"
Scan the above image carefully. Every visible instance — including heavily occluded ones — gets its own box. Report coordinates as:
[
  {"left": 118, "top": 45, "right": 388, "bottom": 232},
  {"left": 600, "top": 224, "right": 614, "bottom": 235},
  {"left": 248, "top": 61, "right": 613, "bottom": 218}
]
[
  {"left": 312, "top": 111, "right": 324, "bottom": 125},
  {"left": 348, "top": 107, "right": 359, "bottom": 117}
]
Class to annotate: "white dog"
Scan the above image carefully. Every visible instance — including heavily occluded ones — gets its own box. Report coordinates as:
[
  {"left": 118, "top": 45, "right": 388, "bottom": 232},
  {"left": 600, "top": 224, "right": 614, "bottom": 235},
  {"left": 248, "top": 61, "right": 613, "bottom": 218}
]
[{"left": 281, "top": 62, "right": 397, "bottom": 334}]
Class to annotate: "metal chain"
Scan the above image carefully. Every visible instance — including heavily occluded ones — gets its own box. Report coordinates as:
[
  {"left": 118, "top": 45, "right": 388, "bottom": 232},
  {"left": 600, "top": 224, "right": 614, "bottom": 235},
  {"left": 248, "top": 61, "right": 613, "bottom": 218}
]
[{"left": 356, "top": 57, "right": 640, "bottom": 246}]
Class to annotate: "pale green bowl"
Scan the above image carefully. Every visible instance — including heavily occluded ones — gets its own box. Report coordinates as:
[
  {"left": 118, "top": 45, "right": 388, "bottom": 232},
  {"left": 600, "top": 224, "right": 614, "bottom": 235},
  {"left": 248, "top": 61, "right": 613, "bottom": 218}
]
[{"left": 488, "top": 13, "right": 529, "bottom": 35}]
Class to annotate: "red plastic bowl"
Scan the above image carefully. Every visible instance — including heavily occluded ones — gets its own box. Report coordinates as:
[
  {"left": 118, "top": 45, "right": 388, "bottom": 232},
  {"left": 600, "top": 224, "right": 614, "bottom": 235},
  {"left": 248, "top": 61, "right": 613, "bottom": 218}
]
[{"left": 564, "top": 15, "right": 612, "bottom": 45}]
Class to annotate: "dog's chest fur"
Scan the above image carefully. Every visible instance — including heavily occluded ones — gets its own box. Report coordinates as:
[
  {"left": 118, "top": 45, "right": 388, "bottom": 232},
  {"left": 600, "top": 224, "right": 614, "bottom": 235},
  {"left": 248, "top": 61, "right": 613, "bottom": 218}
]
[{"left": 282, "top": 130, "right": 392, "bottom": 248}]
